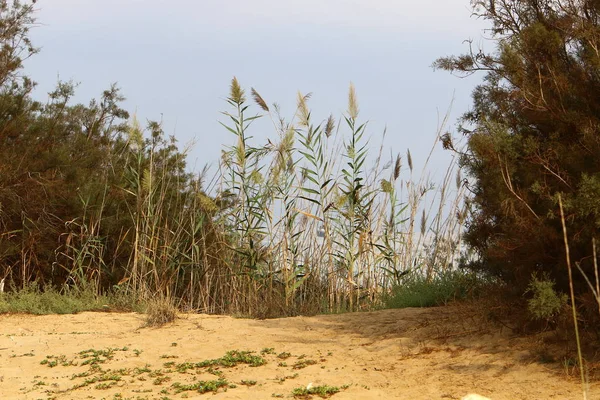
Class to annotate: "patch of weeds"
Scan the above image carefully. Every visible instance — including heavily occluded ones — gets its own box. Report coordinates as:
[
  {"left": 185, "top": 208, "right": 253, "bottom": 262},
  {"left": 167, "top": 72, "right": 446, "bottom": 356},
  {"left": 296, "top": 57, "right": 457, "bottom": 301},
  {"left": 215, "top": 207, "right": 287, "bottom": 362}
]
[
  {"left": 11, "top": 352, "right": 34, "bottom": 358},
  {"left": 172, "top": 362, "right": 198, "bottom": 374},
  {"left": 171, "top": 342, "right": 178, "bottom": 347},
  {"left": 40, "top": 354, "right": 76, "bottom": 368},
  {"left": 95, "top": 381, "right": 117, "bottom": 390},
  {"left": 207, "top": 367, "right": 223, "bottom": 377},
  {"left": 278, "top": 362, "right": 288, "bottom": 367},
  {"left": 171, "top": 378, "right": 228, "bottom": 394},
  {"left": 71, "top": 364, "right": 101, "bottom": 379},
  {"left": 240, "top": 379, "right": 257, "bottom": 386},
  {"left": 214, "top": 350, "right": 266, "bottom": 367},
  {"left": 79, "top": 347, "right": 128, "bottom": 365},
  {"left": 292, "top": 359, "right": 317, "bottom": 370},
  {"left": 148, "top": 369, "right": 165, "bottom": 378},
  {"left": 277, "top": 352, "right": 292, "bottom": 359},
  {"left": 276, "top": 373, "right": 299, "bottom": 383},
  {"left": 159, "top": 354, "right": 178, "bottom": 359},
  {"left": 173, "top": 350, "right": 266, "bottom": 372},
  {"left": 292, "top": 385, "right": 340, "bottom": 398},
  {"left": 261, "top": 347, "right": 275, "bottom": 355},
  {"left": 71, "top": 371, "right": 122, "bottom": 390},
  {"left": 132, "top": 388, "right": 153, "bottom": 393},
  {"left": 153, "top": 376, "right": 171, "bottom": 385}
]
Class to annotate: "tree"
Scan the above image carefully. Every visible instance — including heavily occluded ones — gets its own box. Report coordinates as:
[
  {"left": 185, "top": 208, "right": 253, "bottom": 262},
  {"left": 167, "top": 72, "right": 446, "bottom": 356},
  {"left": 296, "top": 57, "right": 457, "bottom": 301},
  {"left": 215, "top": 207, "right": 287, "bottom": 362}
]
[{"left": 435, "top": 0, "right": 600, "bottom": 298}]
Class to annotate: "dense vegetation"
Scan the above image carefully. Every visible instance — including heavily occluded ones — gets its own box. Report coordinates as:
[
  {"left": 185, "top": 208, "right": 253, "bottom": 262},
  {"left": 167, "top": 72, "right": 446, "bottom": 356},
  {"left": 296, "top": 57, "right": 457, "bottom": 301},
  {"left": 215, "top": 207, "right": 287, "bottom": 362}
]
[
  {"left": 436, "top": 0, "right": 600, "bottom": 314},
  {"left": 2, "top": 0, "right": 600, "bottom": 324},
  {"left": 0, "top": 1, "right": 468, "bottom": 317}
]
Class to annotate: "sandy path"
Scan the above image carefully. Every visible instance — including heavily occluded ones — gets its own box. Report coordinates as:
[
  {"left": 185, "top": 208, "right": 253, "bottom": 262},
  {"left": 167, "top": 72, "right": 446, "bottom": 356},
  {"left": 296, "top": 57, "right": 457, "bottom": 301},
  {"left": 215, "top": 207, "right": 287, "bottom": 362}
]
[{"left": 0, "top": 306, "right": 595, "bottom": 399}]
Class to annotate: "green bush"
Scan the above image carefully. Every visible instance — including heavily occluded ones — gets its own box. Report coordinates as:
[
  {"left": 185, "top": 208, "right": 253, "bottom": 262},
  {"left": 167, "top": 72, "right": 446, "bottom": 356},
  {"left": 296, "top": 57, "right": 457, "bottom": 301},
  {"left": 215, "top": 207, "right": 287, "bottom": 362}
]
[{"left": 526, "top": 274, "right": 567, "bottom": 321}]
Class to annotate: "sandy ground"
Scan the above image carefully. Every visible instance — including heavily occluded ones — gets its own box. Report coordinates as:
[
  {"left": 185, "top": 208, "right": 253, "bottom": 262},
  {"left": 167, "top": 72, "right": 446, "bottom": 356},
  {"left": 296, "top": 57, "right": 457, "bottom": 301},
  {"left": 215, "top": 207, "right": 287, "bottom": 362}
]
[{"left": 0, "top": 305, "right": 597, "bottom": 400}]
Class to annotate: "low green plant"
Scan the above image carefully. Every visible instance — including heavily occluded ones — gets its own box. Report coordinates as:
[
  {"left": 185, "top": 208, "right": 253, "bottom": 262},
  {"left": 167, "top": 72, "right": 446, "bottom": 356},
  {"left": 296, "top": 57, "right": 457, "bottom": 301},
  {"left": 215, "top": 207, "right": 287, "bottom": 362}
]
[
  {"left": 292, "top": 384, "right": 340, "bottom": 398},
  {"left": 171, "top": 350, "right": 266, "bottom": 374},
  {"left": 171, "top": 378, "right": 228, "bottom": 394},
  {"left": 292, "top": 359, "right": 317, "bottom": 369}
]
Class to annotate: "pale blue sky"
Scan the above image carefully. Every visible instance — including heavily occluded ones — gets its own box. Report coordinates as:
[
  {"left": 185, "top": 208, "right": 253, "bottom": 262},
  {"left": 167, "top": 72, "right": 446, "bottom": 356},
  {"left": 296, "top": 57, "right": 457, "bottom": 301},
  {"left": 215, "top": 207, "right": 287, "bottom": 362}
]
[{"left": 25, "top": 0, "right": 488, "bottom": 178}]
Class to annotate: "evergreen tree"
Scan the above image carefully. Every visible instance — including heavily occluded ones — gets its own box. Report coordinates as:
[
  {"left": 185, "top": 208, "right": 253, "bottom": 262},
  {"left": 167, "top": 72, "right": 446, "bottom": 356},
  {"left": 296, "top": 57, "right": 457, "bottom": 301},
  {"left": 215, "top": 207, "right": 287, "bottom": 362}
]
[{"left": 436, "top": 0, "right": 600, "bottom": 298}]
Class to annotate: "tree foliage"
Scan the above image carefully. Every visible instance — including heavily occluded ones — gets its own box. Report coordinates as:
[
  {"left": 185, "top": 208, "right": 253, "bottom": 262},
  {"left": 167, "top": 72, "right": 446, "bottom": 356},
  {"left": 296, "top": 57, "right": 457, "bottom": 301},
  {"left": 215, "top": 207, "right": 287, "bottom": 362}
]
[
  {"left": 435, "top": 0, "right": 600, "bottom": 295},
  {"left": 0, "top": 1, "right": 200, "bottom": 290}
]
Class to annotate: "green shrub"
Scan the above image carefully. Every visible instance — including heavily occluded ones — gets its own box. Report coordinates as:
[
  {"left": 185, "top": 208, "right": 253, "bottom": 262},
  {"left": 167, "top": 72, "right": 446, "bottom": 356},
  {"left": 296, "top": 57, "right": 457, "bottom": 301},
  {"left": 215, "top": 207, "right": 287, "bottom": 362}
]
[
  {"left": 0, "top": 282, "right": 144, "bottom": 315},
  {"left": 0, "top": 282, "right": 103, "bottom": 314},
  {"left": 383, "top": 270, "right": 481, "bottom": 309},
  {"left": 526, "top": 274, "right": 567, "bottom": 321}
]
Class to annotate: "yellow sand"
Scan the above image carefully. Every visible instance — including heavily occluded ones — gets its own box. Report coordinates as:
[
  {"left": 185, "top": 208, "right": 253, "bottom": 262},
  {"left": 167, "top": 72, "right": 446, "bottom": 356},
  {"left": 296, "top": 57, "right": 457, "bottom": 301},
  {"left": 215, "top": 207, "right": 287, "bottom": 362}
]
[{"left": 0, "top": 306, "right": 595, "bottom": 399}]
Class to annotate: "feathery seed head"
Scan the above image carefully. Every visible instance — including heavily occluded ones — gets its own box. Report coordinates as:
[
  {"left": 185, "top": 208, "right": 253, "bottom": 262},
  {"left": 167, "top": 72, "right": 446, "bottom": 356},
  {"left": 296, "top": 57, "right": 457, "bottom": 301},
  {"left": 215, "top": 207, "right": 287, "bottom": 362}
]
[
  {"left": 251, "top": 87, "right": 269, "bottom": 112},
  {"left": 348, "top": 83, "right": 359, "bottom": 120},
  {"left": 325, "top": 114, "right": 335, "bottom": 138},
  {"left": 229, "top": 77, "right": 246, "bottom": 105},
  {"left": 394, "top": 153, "right": 402, "bottom": 180},
  {"left": 296, "top": 91, "right": 311, "bottom": 127}
]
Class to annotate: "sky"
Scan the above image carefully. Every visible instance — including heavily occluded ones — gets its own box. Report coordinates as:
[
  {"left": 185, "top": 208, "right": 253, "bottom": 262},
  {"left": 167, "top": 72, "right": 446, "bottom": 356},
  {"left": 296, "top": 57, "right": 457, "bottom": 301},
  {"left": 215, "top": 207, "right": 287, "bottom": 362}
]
[{"left": 24, "top": 0, "right": 490, "bottom": 180}]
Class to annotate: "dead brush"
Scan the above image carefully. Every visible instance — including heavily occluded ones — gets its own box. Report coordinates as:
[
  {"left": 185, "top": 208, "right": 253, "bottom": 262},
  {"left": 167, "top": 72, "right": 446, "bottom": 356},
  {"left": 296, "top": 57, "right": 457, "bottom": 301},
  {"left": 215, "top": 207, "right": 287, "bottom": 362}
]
[{"left": 144, "top": 296, "right": 178, "bottom": 327}]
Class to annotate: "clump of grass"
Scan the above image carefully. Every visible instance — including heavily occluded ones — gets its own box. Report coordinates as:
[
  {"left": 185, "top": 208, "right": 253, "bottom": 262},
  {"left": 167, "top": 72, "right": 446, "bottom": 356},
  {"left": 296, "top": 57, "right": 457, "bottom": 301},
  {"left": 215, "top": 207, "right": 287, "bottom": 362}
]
[
  {"left": 144, "top": 297, "right": 177, "bottom": 327},
  {"left": 292, "top": 384, "right": 340, "bottom": 398}
]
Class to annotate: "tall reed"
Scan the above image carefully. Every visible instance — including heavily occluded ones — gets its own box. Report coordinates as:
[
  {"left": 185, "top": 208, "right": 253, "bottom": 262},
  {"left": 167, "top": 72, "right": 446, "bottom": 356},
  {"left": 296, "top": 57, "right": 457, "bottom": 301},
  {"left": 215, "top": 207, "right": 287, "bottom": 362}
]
[{"left": 2, "top": 78, "right": 468, "bottom": 317}]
